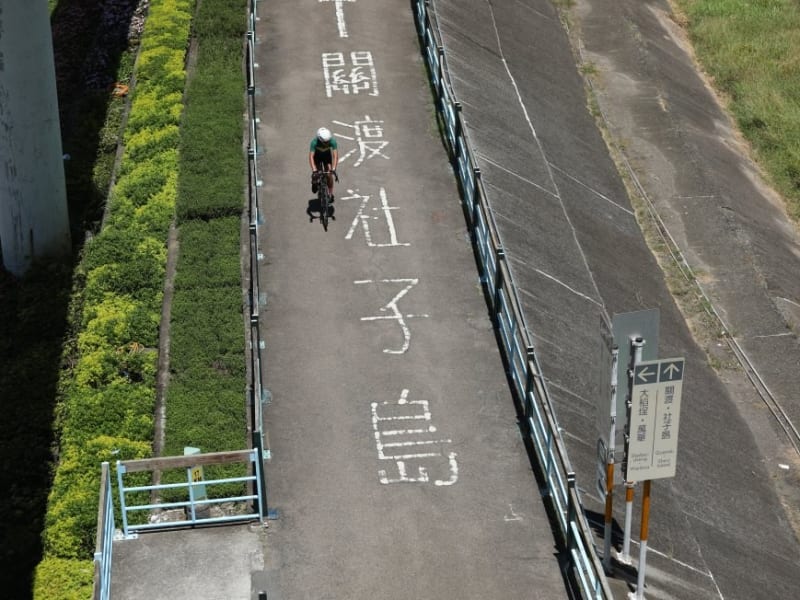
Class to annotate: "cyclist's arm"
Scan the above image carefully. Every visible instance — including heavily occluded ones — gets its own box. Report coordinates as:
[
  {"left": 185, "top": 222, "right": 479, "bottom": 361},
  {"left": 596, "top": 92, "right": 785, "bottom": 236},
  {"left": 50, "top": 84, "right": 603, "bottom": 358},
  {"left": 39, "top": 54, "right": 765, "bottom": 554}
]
[
  {"left": 331, "top": 149, "right": 338, "bottom": 172},
  {"left": 308, "top": 151, "right": 317, "bottom": 172}
]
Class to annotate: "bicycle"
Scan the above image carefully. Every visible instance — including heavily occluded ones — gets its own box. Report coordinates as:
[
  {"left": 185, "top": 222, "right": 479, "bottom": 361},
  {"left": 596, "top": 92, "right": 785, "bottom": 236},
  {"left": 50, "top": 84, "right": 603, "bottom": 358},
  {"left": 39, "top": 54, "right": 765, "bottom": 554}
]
[{"left": 312, "top": 169, "right": 338, "bottom": 231}]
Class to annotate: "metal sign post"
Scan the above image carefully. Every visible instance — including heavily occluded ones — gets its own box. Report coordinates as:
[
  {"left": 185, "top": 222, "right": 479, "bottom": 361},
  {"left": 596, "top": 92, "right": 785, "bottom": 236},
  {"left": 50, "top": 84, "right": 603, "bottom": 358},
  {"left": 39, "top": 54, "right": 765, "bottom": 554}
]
[
  {"left": 621, "top": 482, "right": 635, "bottom": 564},
  {"left": 620, "top": 336, "right": 644, "bottom": 564},
  {"left": 601, "top": 346, "right": 619, "bottom": 572},
  {"left": 184, "top": 446, "right": 208, "bottom": 503},
  {"left": 631, "top": 480, "right": 652, "bottom": 600},
  {"left": 599, "top": 310, "right": 664, "bottom": 572}
]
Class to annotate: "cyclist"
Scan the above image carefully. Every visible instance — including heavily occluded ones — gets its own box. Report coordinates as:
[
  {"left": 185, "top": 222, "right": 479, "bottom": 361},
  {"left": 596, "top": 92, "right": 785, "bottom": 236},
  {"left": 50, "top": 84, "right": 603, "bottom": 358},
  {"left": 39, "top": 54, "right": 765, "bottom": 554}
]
[{"left": 309, "top": 126, "right": 339, "bottom": 202}]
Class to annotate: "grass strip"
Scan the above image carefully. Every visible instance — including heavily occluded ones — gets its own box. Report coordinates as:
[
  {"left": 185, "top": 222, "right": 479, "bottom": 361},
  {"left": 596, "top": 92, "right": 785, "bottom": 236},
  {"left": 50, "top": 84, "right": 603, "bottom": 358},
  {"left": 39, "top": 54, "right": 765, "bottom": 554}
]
[
  {"left": 673, "top": 0, "right": 800, "bottom": 218},
  {"left": 165, "top": 0, "right": 248, "bottom": 488}
]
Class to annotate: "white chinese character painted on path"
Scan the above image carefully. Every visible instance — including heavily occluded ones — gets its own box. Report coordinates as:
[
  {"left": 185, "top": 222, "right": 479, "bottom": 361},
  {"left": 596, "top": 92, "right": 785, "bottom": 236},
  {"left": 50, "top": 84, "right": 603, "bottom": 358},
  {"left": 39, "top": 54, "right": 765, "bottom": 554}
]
[
  {"left": 341, "top": 187, "right": 409, "bottom": 247},
  {"left": 333, "top": 116, "right": 390, "bottom": 167},
  {"left": 371, "top": 389, "right": 458, "bottom": 485},
  {"left": 322, "top": 51, "right": 379, "bottom": 97},
  {"left": 354, "top": 278, "right": 429, "bottom": 354},
  {"left": 318, "top": 0, "right": 356, "bottom": 38}
]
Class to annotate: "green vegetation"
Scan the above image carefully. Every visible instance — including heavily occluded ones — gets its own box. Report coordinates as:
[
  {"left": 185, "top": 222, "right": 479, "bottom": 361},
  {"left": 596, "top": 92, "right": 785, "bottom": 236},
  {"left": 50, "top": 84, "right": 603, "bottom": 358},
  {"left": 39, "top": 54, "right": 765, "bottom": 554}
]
[
  {"left": 29, "top": 0, "right": 251, "bottom": 594},
  {"left": 1, "top": 2, "right": 143, "bottom": 597},
  {"left": 32, "top": 0, "right": 195, "bottom": 596},
  {"left": 33, "top": 557, "right": 93, "bottom": 600},
  {"left": 164, "top": 0, "right": 248, "bottom": 490},
  {"left": 673, "top": 0, "right": 800, "bottom": 218}
]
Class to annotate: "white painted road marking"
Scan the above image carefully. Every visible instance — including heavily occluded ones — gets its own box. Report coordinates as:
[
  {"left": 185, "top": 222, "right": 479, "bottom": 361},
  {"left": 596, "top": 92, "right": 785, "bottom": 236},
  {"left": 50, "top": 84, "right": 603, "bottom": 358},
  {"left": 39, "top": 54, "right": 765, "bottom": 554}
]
[
  {"left": 342, "top": 187, "right": 409, "bottom": 247},
  {"left": 334, "top": 116, "right": 390, "bottom": 167},
  {"left": 371, "top": 389, "right": 459, "bottom": 485},
  {"left": 322, "top": 51, "right": 379, "bottom": 97},
  {"left": 355, "top": 279, "right": 428, "bottom": 354},
  {"left": 318, "top": 0, "right": 356, "bottom": 38}
]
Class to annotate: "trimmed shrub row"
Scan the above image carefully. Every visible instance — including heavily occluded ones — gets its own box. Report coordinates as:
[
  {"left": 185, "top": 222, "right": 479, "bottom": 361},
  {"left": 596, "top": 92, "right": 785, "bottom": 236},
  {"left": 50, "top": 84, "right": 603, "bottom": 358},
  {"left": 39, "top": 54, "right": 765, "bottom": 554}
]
[
  {"left": 34, "top": 1, "right": 195, "bottom": 596},
  {"left": 36, "top": 0, "right": 251, "bottom": 593},
  {"left": 163, "top": 0, "right": 248, "bottom": 490}
]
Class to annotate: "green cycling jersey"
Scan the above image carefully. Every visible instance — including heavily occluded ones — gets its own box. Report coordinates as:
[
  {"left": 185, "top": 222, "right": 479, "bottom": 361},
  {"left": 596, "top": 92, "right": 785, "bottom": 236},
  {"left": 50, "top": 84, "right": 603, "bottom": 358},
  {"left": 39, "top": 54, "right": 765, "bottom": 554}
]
[{"left": 309, "top": 137, "right": 338, "bottom": 153}]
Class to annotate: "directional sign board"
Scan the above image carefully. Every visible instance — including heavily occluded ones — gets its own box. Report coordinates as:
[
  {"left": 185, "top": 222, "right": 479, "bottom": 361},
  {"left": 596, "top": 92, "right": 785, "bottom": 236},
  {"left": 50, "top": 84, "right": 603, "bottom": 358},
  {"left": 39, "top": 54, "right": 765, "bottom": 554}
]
[
  {"left": 624, "top": 358, "right": 685, "bottom": 482},
  {"left": 599, "top": 310, "right": 659, "bottom": 460},
  {"left": 184, "top": 446, "right": 207, "bottom": 500}
]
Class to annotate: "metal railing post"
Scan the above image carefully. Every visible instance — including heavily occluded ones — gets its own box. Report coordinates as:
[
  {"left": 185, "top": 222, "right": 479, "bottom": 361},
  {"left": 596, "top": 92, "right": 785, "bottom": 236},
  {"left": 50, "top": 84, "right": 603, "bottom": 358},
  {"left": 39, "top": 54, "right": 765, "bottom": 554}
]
[
  {"left": 524, "top": 350, "right": 536, "bottom": 419},
  {"left": 116, "top": 460, "right": 130, "bottom": 537},
  {"left": 252, "top": 432, "right": 276, "bottom": 520},
  {"left": 472, "top": 168, "right": 482, "bottom": 226},
  {"left": 453, "top": 102, "right": 463, "bottom": 160},
  {"left": 436, "top": 46, "right": 446, "bottom": 113},
  {"left": 494, "top": 249, "right": 505, "bottom": 314},
  {"left": 543, "top": 427, "right": 555, "bottom": 497},
  {"left": 566, "top": 472, "right": 577, "bottom": 550}
]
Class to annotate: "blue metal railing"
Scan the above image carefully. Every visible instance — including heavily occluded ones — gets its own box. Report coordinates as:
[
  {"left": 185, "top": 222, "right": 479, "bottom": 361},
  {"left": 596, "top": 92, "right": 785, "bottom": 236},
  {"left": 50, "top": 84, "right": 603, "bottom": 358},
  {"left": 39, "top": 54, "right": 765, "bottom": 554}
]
[
  {"left": 92, "top": 462, "right": 114, "bottom": 600},
  {"left": 246, "top": 0, "right": 269, "bottom": 458},
  {"left": 116, "top": 449, "right": 266, "bottom": 537},
  {"left": 413, "top": 1, "right": 612, "bottom": 597}
]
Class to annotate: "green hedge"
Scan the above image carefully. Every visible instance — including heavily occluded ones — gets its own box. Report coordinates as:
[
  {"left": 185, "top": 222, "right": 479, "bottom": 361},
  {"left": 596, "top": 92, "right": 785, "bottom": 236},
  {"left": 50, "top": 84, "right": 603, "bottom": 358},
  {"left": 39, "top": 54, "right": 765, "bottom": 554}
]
[
  {"left": 176, "top": 0, "right": 247, "bottom": 221},
  {"left": 33, "top": 557, "right": 94, "bottom": 600},
  {"left": 173, "top": 218, "right": 243, "bottom": 289},
  {"left": 165, "top": 0, "right": 247, "bottom": 466},
  {"left": 43, "top": 437, "right": 151, "bottom": 560},
  {"left": 35, "top": 1, "right": 195, "bottom": 596},
  {"left": 170, "top": 287, "right": 245, "bottom": 376},
  {"left": 36, "top": 0, "right": 251, "bottom": 595}
]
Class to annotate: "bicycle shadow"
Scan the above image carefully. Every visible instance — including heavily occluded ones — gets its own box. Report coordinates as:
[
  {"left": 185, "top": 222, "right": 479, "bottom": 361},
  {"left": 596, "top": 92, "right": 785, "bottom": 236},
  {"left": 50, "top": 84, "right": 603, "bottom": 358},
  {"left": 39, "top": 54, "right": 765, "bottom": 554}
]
[{"left": 306, "top": 198, "right": 336, "bottom": 223}]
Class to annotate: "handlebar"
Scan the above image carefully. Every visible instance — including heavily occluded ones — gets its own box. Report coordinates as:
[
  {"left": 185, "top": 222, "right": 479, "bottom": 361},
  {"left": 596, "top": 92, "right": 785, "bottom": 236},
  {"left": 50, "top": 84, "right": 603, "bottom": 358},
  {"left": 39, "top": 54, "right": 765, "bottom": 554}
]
[{"left": 313, "top": 169, "right": 339, "bottom": 182}]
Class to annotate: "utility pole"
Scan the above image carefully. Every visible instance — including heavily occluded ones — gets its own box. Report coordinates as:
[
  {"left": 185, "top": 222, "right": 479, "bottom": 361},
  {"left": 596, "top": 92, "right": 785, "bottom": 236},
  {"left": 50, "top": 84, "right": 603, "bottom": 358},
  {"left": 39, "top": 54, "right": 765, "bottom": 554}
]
[{"left": 0, "top": 1, "right": 71, "bottom": 276}]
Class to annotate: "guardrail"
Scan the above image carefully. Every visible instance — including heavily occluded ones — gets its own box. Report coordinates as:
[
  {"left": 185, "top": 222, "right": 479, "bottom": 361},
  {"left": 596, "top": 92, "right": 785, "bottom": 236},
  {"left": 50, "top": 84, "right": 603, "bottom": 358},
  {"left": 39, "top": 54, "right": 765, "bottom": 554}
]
[
  {"left": 116, "top": 448, "right": 267, "bottom": 537},
  {"left": 413, "top": 1, "right": 612, "bottom": 597},
  {"left": 246, "top": 0, "right": 270, "bottom": 458},
  {"left": 92, "top": 462, "right": 115, "bottom": 600}
]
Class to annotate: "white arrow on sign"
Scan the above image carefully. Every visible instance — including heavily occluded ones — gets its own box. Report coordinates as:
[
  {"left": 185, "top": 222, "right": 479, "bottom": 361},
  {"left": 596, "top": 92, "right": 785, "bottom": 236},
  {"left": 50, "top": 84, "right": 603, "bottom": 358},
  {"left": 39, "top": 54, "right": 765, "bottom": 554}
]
[
  {"left": 636, "top": 366, "right": 656, "bottom": 383},
  {"left": 663, "top": 363, "right": 681, "bottom": 378}
]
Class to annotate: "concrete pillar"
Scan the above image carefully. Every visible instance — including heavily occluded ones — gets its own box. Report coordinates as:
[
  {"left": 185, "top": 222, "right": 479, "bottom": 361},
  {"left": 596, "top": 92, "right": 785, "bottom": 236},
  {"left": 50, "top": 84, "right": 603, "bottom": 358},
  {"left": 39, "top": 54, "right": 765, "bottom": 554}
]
[{"left": 0, "top": 0, "right": 71, "bottom": 276}]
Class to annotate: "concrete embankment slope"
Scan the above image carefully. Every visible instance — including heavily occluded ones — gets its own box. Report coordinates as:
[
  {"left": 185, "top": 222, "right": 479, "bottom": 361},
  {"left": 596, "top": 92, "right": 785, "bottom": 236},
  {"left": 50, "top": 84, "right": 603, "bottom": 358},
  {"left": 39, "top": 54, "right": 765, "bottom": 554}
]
[{"left": 429, "top": 0, "right": 800, "bottom": 598}]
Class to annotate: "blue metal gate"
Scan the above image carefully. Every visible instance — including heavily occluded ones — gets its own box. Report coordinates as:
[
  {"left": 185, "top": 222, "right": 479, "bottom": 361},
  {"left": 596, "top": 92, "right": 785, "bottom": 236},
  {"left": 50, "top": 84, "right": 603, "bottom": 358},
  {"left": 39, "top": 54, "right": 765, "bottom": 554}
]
[{"left": 116, "top": 447, "right": 269, "bottom": 537}]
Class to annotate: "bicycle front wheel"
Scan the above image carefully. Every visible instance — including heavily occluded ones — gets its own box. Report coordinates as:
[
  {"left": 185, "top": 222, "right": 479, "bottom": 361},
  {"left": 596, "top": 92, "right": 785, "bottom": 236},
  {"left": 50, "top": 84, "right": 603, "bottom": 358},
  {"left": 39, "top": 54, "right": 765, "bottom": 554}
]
[{"left": 319, "top": 188, "right": 329, "bottom": 231}]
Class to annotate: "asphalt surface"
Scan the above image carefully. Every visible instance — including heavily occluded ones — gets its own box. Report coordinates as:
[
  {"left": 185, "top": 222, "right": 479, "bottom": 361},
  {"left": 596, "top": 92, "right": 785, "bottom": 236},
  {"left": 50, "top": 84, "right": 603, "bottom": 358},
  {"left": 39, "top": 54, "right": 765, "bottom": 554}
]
[{"left": 253, "top": 0, "right": 568, "bottom": 599}]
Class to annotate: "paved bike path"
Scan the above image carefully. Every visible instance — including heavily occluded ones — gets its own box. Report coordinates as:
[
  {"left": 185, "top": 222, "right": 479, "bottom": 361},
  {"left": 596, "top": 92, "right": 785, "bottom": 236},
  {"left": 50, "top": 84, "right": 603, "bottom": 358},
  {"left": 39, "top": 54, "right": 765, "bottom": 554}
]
[{"left": 254, "top": 1, "right": 567, "bottom": 598}]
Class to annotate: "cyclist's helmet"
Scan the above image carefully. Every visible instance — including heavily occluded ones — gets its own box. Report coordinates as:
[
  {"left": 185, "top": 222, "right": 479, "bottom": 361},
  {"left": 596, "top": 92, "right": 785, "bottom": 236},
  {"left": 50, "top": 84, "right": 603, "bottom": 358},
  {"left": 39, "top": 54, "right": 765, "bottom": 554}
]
[{"left": 316, "top": 127, "right": 332, "bottom": 143}]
